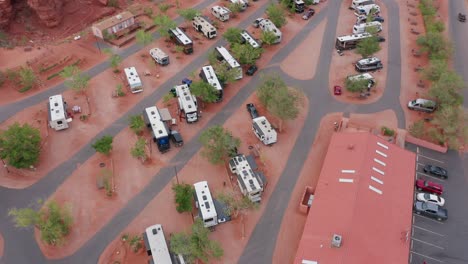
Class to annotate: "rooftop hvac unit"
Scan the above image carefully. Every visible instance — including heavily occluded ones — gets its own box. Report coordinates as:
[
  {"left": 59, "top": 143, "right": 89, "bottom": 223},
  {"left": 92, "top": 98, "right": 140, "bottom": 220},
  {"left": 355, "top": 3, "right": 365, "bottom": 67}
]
[
  {"left": 116, "top": 14, "right": 122, "bottom": 20},
  {"left": 331, "top": 234, "right": 342, "bottom": 248}
]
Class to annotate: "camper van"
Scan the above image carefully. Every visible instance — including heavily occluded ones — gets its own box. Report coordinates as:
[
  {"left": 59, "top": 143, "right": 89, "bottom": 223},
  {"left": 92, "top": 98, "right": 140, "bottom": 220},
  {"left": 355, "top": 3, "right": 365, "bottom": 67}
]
[
  {"left": 124, "top": 67, "right": 143, "bottom": 93},
  {"left": 352, "top": 21, "right": 382, "bottom": 34},
  {"left": 192, "top": 16, "right": 217, "bottom": 39},
  {"left": 211, "top": 6, "right": 230, "bottom": 22},
  {"left": 354, "top": 4, "right": 380, "bottom": 16},
  {"left": 350, "top": 0, "right": 375, "bottom": 10},
  {"left": 335, "top": 32, "right": 372, "bottom": 50},
  {"left": 289, "top": 0, "right": 305, "bottom": 13},
  {"left": 230, "top": 0, "right": 247, "bottom": 11},
  {"left": 252, "top": 116, "right": 277, "bottom": 145},
  {"left": 355, "top": 57, "right": 383, "bottom": 72},
  {"left": 149, "top": 48, "right": 169, "bottom": 66},
  {"left": 168, "top": 27, "right": 193, "bottom": 54},
  {"left": 193, "top": 181, "right": 218, "bottom": 228},
  {"left": 408, "top": 99, "right": 437, "bottom": 113},
  {"left": 48, "top": 94, "right": 70, "bottom": 131}
]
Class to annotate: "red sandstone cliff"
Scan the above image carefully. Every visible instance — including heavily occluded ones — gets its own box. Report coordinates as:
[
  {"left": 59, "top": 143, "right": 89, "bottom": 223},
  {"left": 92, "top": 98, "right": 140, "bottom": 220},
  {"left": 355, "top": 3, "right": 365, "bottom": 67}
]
[
  {"left": 0, "top": 0, "right": 13, "bottom": 28},
  {"left": 27, "top": 0, "right": 63, "bottom": 27}
]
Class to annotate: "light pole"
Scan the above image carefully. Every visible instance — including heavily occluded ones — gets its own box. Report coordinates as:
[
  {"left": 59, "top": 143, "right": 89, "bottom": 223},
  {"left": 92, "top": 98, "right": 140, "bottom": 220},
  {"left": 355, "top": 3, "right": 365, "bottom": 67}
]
[
  {"left": 174, "top": 166, "right": 179, "bottom": 184},
  {"left": 1, "top": 158, "right": 9, "bottom": 173}
]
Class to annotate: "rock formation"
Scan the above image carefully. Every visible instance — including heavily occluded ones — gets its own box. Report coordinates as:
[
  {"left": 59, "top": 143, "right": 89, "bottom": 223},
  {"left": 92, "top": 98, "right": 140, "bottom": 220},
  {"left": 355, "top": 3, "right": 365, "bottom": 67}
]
[
  {"left": 27, "top": 0, "right": 64, "bottom": 27},
  {"left": 0, "top": 0, "right": 13, "bottom": 29}
]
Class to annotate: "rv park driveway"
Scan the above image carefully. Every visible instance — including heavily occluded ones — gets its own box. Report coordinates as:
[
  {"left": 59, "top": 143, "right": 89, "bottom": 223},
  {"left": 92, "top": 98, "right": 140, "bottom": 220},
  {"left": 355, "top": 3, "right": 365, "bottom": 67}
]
[{"left": 0, "top": 0, "right": 466, "bottom": 263}]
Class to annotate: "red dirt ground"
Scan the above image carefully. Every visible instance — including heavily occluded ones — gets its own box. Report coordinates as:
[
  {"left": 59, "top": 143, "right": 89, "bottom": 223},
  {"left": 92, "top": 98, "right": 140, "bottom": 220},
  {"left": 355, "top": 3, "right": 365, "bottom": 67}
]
[
  {"left": 272, "top": 109, "right": 398, "bottom": 263},
  {"left": 328, "top": 0, "right": 388, "bottom": 104}
]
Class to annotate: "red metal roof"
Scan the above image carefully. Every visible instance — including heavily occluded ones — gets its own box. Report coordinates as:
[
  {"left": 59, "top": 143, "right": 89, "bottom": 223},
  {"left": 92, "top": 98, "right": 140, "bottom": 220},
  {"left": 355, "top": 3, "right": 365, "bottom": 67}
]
[{"left": 294, "top": 132, "right": 416, "bottom": 264}]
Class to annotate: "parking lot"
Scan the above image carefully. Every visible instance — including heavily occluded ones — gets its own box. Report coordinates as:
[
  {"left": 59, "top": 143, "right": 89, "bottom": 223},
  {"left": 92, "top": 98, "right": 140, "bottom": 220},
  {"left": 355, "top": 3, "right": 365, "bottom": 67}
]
[{"left": 406, "top": 143, "right": 468, "bottom": 264}]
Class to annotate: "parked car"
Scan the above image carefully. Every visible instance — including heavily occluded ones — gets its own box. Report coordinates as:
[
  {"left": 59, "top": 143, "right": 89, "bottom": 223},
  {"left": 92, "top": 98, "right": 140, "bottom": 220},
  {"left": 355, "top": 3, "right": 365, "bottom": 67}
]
[
  {"left": 246, "top": 65, "right": 258, "bottom": 76},
  {"left": 414, "top": 201, "right": 448, "bottom": 221},
  {"left": 372, "top": 16, "right": 385, "bottom": 22},
  {"left": 423, "top": 164, "right": 448, "bottom": 179},
  {"left": 333, "top": 85, "right": 342, "bottom": 95},
  {"left": 376, "top": 36, "right": 386, "bottom": 42},
  {"left": 182, "top": 78, "right": 192, "bottom": 86},
  {"left": 302, "top": 9, "right": 315, "bottom": 20},
  {"left": 170, "top": 130, "right": 184, "bottom": 147},
  {"left": 246, "top": 103, "right": 259, "bottom": 119},
  {"left": 253, "top": 18, "right": 264, "bottom": 28},
  {"left": 415, "top": 179, "right": 443, "bottom": 195},
  {"left": 408, "top": 98, "right": 437, "bottom": 113},
  {"left": 416, "top": 193, "right": 445, "bottom": 206}
]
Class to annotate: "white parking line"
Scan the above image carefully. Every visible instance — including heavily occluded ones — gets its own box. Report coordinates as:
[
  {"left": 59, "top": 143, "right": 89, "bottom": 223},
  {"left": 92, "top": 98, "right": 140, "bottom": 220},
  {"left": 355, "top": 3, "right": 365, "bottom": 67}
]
[
  {"left": 410, "top": 251, "right": 444, "bottom": 263},
  {"left": 417, "top": 147, "right": 420, "bottom": 154},
  {"left": 414, "top": 214, "right": 445, "bottom": 224},
  {"left": 410, "top": 252, "right": 413, "bottom": 263},
  {"left": 416, "top": 172, "right": 445, "bottom": 181},
  {"left": 418, "top": 154, "right": 444, "bottom": 164},
  {"left": 412, "top": 237, "right": 444, "bottom": 249},
  {"left": 413, "top": 225, "right": 445, "bottom": 237},
  {"left": 417, "top": 162, "right": 425, "bottom": 167}
]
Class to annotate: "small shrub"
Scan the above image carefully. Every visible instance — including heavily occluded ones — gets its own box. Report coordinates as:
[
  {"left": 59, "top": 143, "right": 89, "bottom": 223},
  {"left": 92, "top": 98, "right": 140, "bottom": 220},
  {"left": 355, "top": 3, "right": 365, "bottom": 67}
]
[
  {"left": 409, "top": 120, "right": 425, "bottom": 138},
  {"left": 381, "top": 126, "right": 395, "bottom": 137},
  {"left": 19, "top": 85, "right": 32, "bottom": 93},
  {"left": 79, "top": 115, "right": 88, "bottom": 121},
  {"left": 103, "top": 175, "right": 113, "bottom": 197},
  {"left": 116, "top": 84, "right": 125, "bottom": 97},
  {"left": 39, "top": 63, "right": 58, "bottom": 73},
  {"left": 158, "top": 3, "right": 171, "bottom": 13},
  {"left": 129, "top": 235, "right": 143, "bottom": 252},
  {"left": 0, "top": 71, "right": 5, "bottom": 87},
  {"left": 108, "top": 0, "right": 119, "bottom": 8},
  {"left": 47, "top": 72, "right": 61, "bottom": 80},
  {"left": 144, "top": 7, "right": 153, "bottom": 17}
]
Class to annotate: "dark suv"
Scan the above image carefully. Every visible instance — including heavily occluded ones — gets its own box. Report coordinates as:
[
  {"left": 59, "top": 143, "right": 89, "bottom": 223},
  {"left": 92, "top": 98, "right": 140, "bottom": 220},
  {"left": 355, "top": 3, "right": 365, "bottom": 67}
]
[
  {"left": 415, "top": 179, "right": 443, "bottom": 195},
  {"left": 414, "top": 201, "right": 448, "bottom": 221},
  {"left": 246, "top": 103, "right": 259, "bottom": 119},
  {"left": 246, "top": 65, "right": 258, "bottom": 76},
  {"left": 423, "top": 164, "right": 448, "bottom": 179},
  {"left": 170, "top": 130, "right": 184, "bottom": 147}
]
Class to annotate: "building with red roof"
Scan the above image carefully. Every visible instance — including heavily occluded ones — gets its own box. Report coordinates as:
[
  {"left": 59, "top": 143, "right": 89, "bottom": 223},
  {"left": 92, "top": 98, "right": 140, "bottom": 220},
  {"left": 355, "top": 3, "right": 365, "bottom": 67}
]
[{"left": 294, "top": 132, "right": 416, "bottom": 264}]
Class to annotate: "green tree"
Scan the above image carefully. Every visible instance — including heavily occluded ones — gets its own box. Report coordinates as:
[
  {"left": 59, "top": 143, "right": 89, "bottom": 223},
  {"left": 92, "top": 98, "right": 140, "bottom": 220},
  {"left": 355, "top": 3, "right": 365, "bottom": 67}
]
[
  {"left": 356, "top": 35, "right": 381, "bottom": 58},
  {"left": 422, "top": 59, "right": 447, "bottom": 82},
  {"left": 223, "top": 27, "right": 243, "bottom": 46},
  {"left": 103, "top": 48, "right": 122, "bottom": 73},
  {"left": 417, "top": 32, "right": 451, "bottom": 60},
  {"left": 170, "top": 219, "right": 223, "bottom": 263},
  {"left": 177, "top": 8, "right": 201, "bottom": 24},
  {"left": 0, "top": 122, "right": 41, "bottom": 169},
  {"left": 199, "top": 126, "right": 240, "bottom": 165},
  {"left": 190, "top": 80, "right": 219, "bottom": 104},
  {"left": 9, "top": 200, "right": 73, "bottom": 246},
  {"left": 260, "top": 30, "right": 278, "bottom": 46},
  {"left": 131, "top": 138, "right": 147, "bottom": 163},
  {"left": 213, "top": 62, "right": 238, "bottom": 86},
  {"left": 429, "top": 70, "right": 464, "bottom": 106},
  {"left": 154, "top": 14, "right": 177, "bottom": 39},
  {"left": 158, "top": 3, "right": 171, "bottom": 13},
  {"left": 128, "top": 115, "right": 145, "bottom": 135},
  {"left": 216, "top": 191, "right": 258, "bottom": 218},
  {"left": 228, "top": 3, "right": 243, "bottom": 18},
  {"left": 60, "top": 66, "right": 90, "bottom": 95},
  {"left": 231, "top": 43, "right": 263, "bottom": 65},
  {"left": 344, "top": 78, "right": 369, "bottom": 93},
  {"left": 92, "top": 135, "right": 113, "bottom": 155},
  {"left": 18, "top": 67, "right": 37, "bottom": 90},
  {"left": 135, "top": 29, "right": 153, "bottom": 46},
  {"left": 430, "top": 105, "right": 467, "bottom": 149},
  {"left": 172, "top": 183, "right": 194, "bottom": 213},
  {"left": 266, "top": 4, "right": 287, "bottom": 28}
]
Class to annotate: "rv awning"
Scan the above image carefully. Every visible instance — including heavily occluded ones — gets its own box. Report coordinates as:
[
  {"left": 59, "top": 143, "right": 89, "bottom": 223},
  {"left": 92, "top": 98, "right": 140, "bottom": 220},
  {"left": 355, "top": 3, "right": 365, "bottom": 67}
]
[
  {"left": 246, "top": 155, "right": 258, "bottom": 171},
  {"left": 159, "top": 108, "right": 172, "bottom": 122},
  {"left": 255, "top": 171, "right": 267, "bottom": 187}
]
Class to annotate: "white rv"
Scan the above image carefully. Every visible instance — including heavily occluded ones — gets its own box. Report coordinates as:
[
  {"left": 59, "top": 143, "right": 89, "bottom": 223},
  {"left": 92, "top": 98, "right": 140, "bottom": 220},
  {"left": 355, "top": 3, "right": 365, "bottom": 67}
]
[
  {"left": 142, "top": 224, "right": 173, "bottom": 264},
  {"left": 352, "top": 21, "right": 382, "bottom": 34},
  {"left": 194, "top": 181, "right": 218, "bottom": 228},
  {"left": 346, "top": 73, "right": 376, "bottom": 88},
  {"left": 192, "top": 16, "right": 217, "bottom": 39},
  {"left": 258, "top": 19, "right": 282, "bottom": 44},
  {"left": 229, "top": 154, "right": 265, "bottom": 202},
  {"left": 230, "top": 0, "right": 247, "bottom": 10},
  {"left": 168, "top": 27, "right": 193, "bottom": 54},
  {"left": 252, "top": 116, "right": 277, "bottom": 145},
  {"left": 48, "top": 94, "right": 70, "bottom": 131},
  {"left": 199, "top": 65, "right": 223, "bottom": 102},
  {"left": 335, "top": 32, "right": 372, "bottom": 50},
  {"left": 240, "top": 30, "right": 262, "bottom": 48},
  {"left": 211, "top": 6, "right": 230, "bottom": 22},
  {"left": 143, "top": 106, "right": 171, "bottom": 153},
  {"left": 124, "top": 67, "right": 143, "bottom": 94},
  {"left": 174, "top": 84, "right": 198, "bottom": 123},
  {"left": 149, "top": 48, "right": 170, "bottom": 66},
  {"left": 214, "top": 46, "right": 243, "bottom": 80},
  {"left": 354, "top": 4, "right": 380, "bottom": 16},
  {"left": 351, "top": 0, "right": 375, "bottom": 10}
]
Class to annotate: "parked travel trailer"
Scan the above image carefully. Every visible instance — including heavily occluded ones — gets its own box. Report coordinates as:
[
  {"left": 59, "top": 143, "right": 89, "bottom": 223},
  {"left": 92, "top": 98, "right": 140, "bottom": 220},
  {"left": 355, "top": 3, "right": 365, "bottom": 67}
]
[
  {"left": 174, "top": 84, "right": 198, "bottom": 123},
  {"left": 193, "top": 181, "right": 218, "bottom": 228},
  {"left": 48, "top": 94, "right": 70, "bottom": 131},
  {"left": 350, "top": 0, "right": 375, "bottom": 10},
  {"left": 240, "top": 30, "right": 262, "bottom": 48},
  {"left": 289, "top": 0, "right": 305, "bottom": 13},
  {"left": 230, "top": 0, "right": 247, "bottom": 10},
  {"left": 335, "top": 32, "right": 372, "bottom": 50},
  {"left": 124, "top": 67, "right": 143, "bottom": 93},
  {"left": 352, "top": 21, "right": 383, "bottom": 34},
  {"left": 355, "top": 57, "right": 383, "bottom": 72},
  {"left": 192, "top": 16, "right": 217, "bottom": 39},
  {"left": 258, "top": 19, "right": 282, "bottom": 44},
  {"left": 143, "top": 224, "right": 172, "bottom": 264},
  {"left": 346, "top": 73, "right": 376, "bottom": 89},
  {"left": 252, "top": 116, "right": 277, "bottom": 145},
  {"left": 149, "top": 48, "right": 170, "bottom": 66},
  {"left": 354, "top": 4, "right": 380, "bottom": 16},
  {"left": 211, "top": 6, "right": 231, "bottom": 22},
  {"left": 143, "top": 106, "right": 170, "bottom": 153},
  {"left": 229, "top": 154, "right": 266, "bottom": 202},
  {"left": 199, "top": 65, "right": 223, "bottom": 102},
  {"left": 214, "top": 46, "right": 243, "bottom": 80},
  {"left": 168, "top": 27, "right": 193, "bottom": 54}
]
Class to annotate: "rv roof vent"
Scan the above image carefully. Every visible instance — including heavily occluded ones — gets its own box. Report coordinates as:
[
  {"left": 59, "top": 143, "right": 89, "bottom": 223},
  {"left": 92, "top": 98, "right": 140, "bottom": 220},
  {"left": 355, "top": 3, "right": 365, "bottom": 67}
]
[
  {"left": 56, "top": 110, "right": 59, "bottom": 113},
  {"left": 158, "top": 130, "right": 162, "bottom": 134},
  {"left": 116, "top": 14, "right": 122, "bottom": 20},
  {"left": 347, "top": 144, "right": 355, "bottom": 150},
  {"left": 202, "top": 195, "right": 207, "bottom": 201},
  {"left": 151, "top": 111, "right": 155, "bottom": 115},
  {"left": 54, "top": 103, "right": 58, "bottom": 107},
  {"left": 331, "top": 234, "right": 342, "bottom": 248},
  {"left": 152, "top": 228, "right": 157, "bottom": 235},
  {"left": 205, "top": 201, "right": 210, "bottom": 209}
]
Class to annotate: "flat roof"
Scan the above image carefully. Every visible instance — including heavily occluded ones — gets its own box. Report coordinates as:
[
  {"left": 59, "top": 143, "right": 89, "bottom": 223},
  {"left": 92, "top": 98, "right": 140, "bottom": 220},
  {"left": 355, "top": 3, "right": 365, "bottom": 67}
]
[
  {"left": 294, "top": 132, "right": 416, "bottom": 264},
  {"left": 201, "top": 65, "right": 222, "bottom": 91},
  {"left": 92, "top": 11, "right": 134, "bottom": 31},
  {"left": 144, "top": 224, "right": 172, "bottom": 264},
  {"left": 194, "top": 181, "right": 217, "bottom": 220},
  {"left": 175, "top": 84, "right": 197, "bottom": 113},
  {"left": 48, "top": 94, "right": 66, "bottom": 121}
]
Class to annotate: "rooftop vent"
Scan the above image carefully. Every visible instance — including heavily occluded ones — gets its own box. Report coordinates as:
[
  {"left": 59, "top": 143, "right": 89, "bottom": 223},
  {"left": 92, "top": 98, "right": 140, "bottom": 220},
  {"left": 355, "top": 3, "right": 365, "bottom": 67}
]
[
  {"left": 331, "top": 234, "right": 342, "bottom": 248},
  {"left": 116, "top": 14, "right": 122, "bottom": 20},
  {"left": 152, "top": 228, "right": 158, "bottom": 235}
]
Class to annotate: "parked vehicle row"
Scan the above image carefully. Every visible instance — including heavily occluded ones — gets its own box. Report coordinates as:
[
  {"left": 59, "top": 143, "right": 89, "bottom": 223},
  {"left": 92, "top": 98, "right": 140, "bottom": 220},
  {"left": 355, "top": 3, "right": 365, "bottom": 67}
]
[{"left": 414, "top": 164, "right": 449, "bottom": 221}]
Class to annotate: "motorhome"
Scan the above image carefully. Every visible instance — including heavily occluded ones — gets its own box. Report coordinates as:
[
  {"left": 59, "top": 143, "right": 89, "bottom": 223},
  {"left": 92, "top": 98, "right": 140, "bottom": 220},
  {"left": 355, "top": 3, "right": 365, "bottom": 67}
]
[
  {"left": 143, "top": 224, "right": 172, "bottom": 264},
  {"left": 289, "top": 0, "right": 305, "bottom": 13},
  {"left": 48, "top": 94, "right": 70, "bottom": 131},
  {"left": 352, "top": 21, "right": 382, "bottom": 34},
  {"left": 230, "top": 0, "right": 247, "bottom": 10},
  {"left": 252, "top": 116, "right": 277, "bottom": 145},
  {"left": 240, "top": 30, "right": 262, "bottom": 49},
  {"left": 174, "top": 84, "right": 198, "bottom": 123},
  {"left": 211, "top": 6, "right": 230, "bottom": 22},
  {"left": 124, "top": 67, "right": 143, "bottom": 93},
  {"left": 168, "top": 27, "right": 193, "bottom": 54},
  {"left": 143, "top": 106, "right": 170, "bottom": 153},
  {"left": 193, "top": 181, "right": 218, "bottom": 228},
  {"left": 258, "top": 19, "right": 282, "bottom": 44},
  {"left": 228, "top": 154, "right": 265, "bottom": 202},
  {"left": 199, "top": 65, "right": 223, "bottom": 102},
  {"left": 149, "top": 48, "right": 170, "bottom": 66},
  {"left": 346, "top": 73, "right": 376, "bottom": 88},
  {"left": 335, "top": 32, "right": 372, "bottom": 50},
  {"left": 214, "top": 46, "right": 243, "bottom": 80},
  {"left": 354, "top": 4, "right": 380, "bottom": 16},
  {"left": 192, "top": 16, "right": 217, "bottom": 39},
  {"left": 408, "top": 98, "right": 437, "bottom": 113},
  {"left": 355, "top": 57, "right": 383, "bottom": 72},
  {"left": 350, "top": 0, "right": 375, "bottom": 10}
]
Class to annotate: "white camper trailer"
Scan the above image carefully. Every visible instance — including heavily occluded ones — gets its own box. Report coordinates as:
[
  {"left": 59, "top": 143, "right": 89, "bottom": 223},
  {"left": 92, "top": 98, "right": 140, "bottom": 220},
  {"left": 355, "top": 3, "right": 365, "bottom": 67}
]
[
  {"left": 229, "top": 154, "right": 265, "bottom": 202},
  {"left": 230, "top": 0, "right": 247, "bottom": 10},
  {"left": 124, "top": 67, "right": 143, "bottom": 93},
  {"left": 258, "top": 19, "right": 282, "bottom": 44},
  {"left": 143, "top": 106, "right": 171, "bottom": 153},
  {"left": 335, "top": 32, "right": 372, "bottom": 50},
  {"left": 352, "top": 21, "right": 382, "bottom": 34},
  {"left": 142, "top": 224, "right": 173, "bottom": 264},
  {"left": 351, "top": 0, "right": 375, "bottom": 10},
  {"left": 240, "top": 30, "right": 262, "bottom": 48},
  {"left": 149, "top": 48, "right": 170, "bottom": 66},
  {"left": 214, "top": 46, "right": 243, "bottom": 80},
  {"left": 199, "top": 65, "right": 223, "bottom": 102},
  {"left": 174, "top": 84, "right": 198, "bottom": 123},
  {"left": 252, "top": 116, "right": 277, "bottom": 145},
  {"left": 48, "top": 94, "right": 70, "bottom": 131},
  {"left": 193, "top": 181, "right": 218, "bottom": 228},
  {"left": 354, "top": 4, "right": 380, "bottom": 16},
  {"left": 168, "top": 27, "right": 193, "bottom": 54},
  {"left": 211, "top": 6, "right": 230, "bottom": 22},
  {"left": 192, "top": 16, "right": 217, "bottom": 39}
]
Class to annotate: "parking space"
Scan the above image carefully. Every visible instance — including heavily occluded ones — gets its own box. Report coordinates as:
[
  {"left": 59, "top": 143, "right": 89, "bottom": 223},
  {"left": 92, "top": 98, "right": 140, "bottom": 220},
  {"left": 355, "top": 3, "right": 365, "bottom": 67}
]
[{"left": 406, "top": 143, "right": 468, "bottom": 264}]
